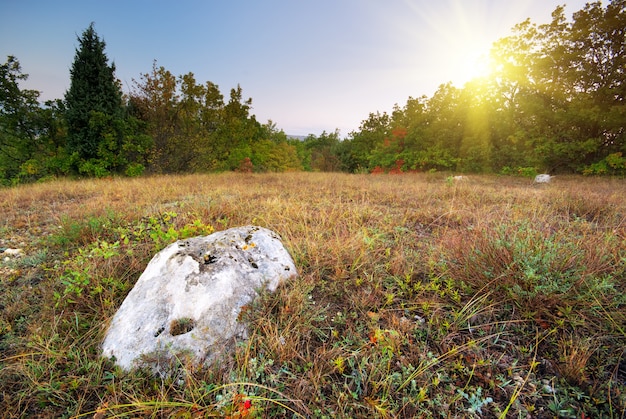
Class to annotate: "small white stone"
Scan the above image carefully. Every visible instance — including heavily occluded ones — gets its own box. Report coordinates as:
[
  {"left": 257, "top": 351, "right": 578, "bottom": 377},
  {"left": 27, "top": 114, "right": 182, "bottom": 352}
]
[
  {"left": 3, "top": 248, "right": 24, "bottom": 257},
  {"left": 541, "top": 380, "right": 556, "bottom": 393},
  {"left": 534, "top": 174, "right": 552, "bottom": 183}
]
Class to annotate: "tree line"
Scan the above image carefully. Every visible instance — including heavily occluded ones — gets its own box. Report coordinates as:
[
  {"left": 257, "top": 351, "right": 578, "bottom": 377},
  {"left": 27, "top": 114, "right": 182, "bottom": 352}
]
[
  {"left": 1, "top": 1, "right": 624, "bottom": 185},
  {"left": 344, "top": 1, "right": 625, "bottom": 176}
]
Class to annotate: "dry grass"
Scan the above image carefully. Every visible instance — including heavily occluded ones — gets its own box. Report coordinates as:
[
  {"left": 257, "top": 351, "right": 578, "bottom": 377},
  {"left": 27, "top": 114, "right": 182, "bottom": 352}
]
[{"left": 0, "top": 172, "right": 625, "bottom": 418}]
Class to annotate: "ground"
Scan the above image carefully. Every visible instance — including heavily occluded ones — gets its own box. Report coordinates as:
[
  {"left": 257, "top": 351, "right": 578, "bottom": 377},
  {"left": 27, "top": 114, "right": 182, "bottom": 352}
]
[{"left": 0, "top": 172, "right": 625, "bottom": 418}]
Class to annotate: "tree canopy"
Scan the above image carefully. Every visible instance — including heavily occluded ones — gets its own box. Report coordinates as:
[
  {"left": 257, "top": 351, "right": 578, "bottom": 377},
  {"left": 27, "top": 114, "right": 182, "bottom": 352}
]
[
  {"left": 1, "top": 1, "right": 624, "bottom": 184},
  {"left": 342, "top": 0, "right": 625, "bottom": 176}
]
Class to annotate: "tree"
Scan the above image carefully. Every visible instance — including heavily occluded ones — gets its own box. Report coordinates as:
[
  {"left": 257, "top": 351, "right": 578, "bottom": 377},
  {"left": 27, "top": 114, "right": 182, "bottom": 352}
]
[
  {"left": 457, "top": 80, "right": 493, "bottom": 172},
  {"left": 302, "top": 131, "right": 342, "bottom": 172},
  {"left": 245, "top": 121, "right": 302, "bottom": 172},
  {"left": 0, "top": 56, "right": 45, "bottom": 182},
  {"left": 64, "top": 23, "right": 124, "bottom": 172},
  {"left": 568, "top": 0, "right": 626, "bottom": 165},
  {"left": 347, "top": 0, "right": 622, "bottom": 175},
  {"left": 130, "top": 62, "right": 267, "bottom": 173},
  {"left": 343, "top": 112, "right": 390, "bottom": 172},
  {"left": 423, "top": 84, "right": 464, "bottom": 169},
  {"left": 485, "top": 1, "right": 625, "bottom": 173},
  {"left": 218, "top": 85, "right": 263, "bottom": 170},
  {"left": 129, "top": 62, "right": 179, "bottom": 172}
]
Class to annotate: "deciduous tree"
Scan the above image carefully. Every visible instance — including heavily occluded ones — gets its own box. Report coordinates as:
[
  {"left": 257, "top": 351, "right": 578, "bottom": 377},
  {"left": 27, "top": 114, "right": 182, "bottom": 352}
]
[{"left": 0, "top": 56, "right": 49, "bottom": 182}]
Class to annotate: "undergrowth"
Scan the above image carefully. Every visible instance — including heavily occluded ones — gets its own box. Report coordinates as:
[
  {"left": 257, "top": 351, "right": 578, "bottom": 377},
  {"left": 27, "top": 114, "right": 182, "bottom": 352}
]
[{"left": 0, "top": 173, "right": 624, "bottom": 418}]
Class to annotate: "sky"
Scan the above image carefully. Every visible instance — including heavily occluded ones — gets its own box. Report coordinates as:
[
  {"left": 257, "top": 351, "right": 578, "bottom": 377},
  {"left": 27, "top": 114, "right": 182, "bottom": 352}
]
[{"left": 1, "top": 0, "right": 590, "bottom": 137}]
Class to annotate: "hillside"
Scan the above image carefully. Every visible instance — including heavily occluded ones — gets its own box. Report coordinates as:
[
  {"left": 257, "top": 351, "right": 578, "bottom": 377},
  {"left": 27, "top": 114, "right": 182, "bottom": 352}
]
[{"left": 1, "top": 172, "right": 625, "bottom": 418}]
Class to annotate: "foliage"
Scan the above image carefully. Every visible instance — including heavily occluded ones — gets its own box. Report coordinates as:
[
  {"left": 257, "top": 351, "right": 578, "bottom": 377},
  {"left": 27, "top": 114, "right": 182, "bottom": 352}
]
[
  {"left": 250, "top": 139, "right": 302, "bottom": 172},
  {"left": 0, "top": 56, "right": 50, "bottom": 184},
  {"left": 343, "top": 0, "right": 626, "bottom": 175},
  {"left": 340, "top": 112, "right": 391, "bottom": 172},
  {"left": 64, "top": 24, "right": 124, "bottom": 168},
  {"left": 583, "top": 152, "right": 626, "bottom": 176},
  {"left": 301, "top": 130, "right": 343, "bottom": 172},
  {"left": 128, "top": 63, "right": 270, "bottom": 173}
]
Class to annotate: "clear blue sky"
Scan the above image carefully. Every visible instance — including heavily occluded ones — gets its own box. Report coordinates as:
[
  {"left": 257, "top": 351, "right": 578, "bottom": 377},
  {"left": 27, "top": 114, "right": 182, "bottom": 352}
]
[{"left": 1, "top": 0, "right": 589, "bottom": 137}]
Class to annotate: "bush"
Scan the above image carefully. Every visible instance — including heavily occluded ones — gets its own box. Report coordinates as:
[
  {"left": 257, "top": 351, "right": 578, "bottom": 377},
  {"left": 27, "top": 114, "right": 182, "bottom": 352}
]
[
  {"left": 583, "top": 152, "right": 626, "bottom": 176},
  {"left": 125, "top": 162, "right": 145, "bottom": 177}
]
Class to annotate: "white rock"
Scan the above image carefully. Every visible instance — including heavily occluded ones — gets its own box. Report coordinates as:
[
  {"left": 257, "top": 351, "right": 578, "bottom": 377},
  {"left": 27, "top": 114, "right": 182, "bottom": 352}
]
[
  {"left": 2, "top": 248, "right": 24, "bottom": 257},
  {"left": 534, "top": 174, "right": 552, "bottom": 183},
  {"left": 101, "top": 226, "right": 297, "bottom": 374}
]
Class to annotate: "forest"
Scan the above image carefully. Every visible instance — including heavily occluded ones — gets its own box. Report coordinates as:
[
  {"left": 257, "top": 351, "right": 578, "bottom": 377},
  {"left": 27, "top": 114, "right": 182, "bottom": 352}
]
[{"left": 0, "top": 1, "right": 624, "bottom": 185}]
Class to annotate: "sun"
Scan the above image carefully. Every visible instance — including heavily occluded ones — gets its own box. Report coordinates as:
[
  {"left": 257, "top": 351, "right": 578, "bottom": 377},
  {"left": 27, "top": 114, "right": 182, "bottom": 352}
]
[
  {"left": 449, "top": 43, "right": 493, "bottom": 87},
  {"left": 412, "top": 3, "right": 497, "bottom": 88},
  {"left": 392, "top": 1, "right": 503, "bottom": 90},
  {"left": 461, "top": 50, "right": 491, "bottom": 82}
]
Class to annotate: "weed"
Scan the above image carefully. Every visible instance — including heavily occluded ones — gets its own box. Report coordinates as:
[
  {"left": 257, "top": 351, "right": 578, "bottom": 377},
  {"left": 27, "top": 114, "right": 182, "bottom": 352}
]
[
  {"left": 458, "top": 386, "right": 493, "bottom": 415},
  {"left": 51, "top": 212, "right": 116, "bottom": 249}
]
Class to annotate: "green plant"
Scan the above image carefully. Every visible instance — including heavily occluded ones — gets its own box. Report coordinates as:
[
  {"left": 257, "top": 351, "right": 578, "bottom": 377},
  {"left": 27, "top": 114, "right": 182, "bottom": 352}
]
[
  {"left": 54, "top": 239, "right": 121, "bottom": 306},
  {"left": 458, "top": 386, "right": 493, "bottom": 415},
  {"left": 52, "top": 212, "right": 214, "bottom": 308},
  {"left": 51, "top": 213, "right": 115, "bottom": 248},
  {"left": 118, "top": 211, "right": 214, "bottom": 252},
  {"left": 125, "top": 162, "right": 145, "bottom": 177},
  {"left": 583, "top": 152, "right": 626, "bottom": 176}
]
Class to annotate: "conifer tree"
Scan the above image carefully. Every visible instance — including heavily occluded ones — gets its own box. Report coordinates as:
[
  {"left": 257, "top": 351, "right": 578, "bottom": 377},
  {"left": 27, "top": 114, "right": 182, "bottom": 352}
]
[{"left": 65, "top": 23, "right": 122, "bottom": 163}]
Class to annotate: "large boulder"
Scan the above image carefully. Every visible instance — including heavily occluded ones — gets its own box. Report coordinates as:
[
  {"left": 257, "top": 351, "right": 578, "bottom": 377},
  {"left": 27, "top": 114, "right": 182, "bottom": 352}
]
[{"left": 101, "top": 225, "right": 297, "bottom": 375}]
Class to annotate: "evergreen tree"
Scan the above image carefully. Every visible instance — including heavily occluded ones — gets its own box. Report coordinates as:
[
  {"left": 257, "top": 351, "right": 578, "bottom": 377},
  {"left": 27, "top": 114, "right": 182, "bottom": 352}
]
[{"left": 65, "top": 23, "right": 123, "bottom": 165}]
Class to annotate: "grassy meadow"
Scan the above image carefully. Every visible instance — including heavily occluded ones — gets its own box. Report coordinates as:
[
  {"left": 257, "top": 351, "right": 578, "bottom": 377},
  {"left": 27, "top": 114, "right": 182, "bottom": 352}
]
[{"left": 0, "top": 172, "right": 625, "bottom": 418}]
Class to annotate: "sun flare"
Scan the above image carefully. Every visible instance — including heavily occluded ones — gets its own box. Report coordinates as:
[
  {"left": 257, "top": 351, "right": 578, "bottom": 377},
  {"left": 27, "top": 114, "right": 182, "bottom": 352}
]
[
  {"left": 460, "top": 50, "right": 491, "bottom": 82},
  {"left": 396, "top": 1, "right": 503, "bottom": 89},
  {"left": 448, "top": 43, "right": 493, "bottom": 87}
]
